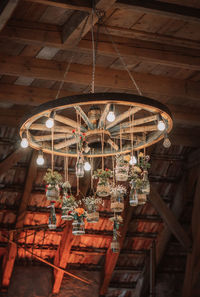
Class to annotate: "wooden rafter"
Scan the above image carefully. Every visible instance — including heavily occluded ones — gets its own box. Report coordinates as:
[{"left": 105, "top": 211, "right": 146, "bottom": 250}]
[
  {"left": 97, "top": 25, "right": 200, "bottom": 51},
  {"left": 137, "top": 175, "right": 190, "bottom": 297},
  {"left": 1, "top": 151, "right": 38, "bottom": 288},
  {"left": 24, "top": 0, "right": 92, "bottom": 12},
  {"left": 149, "top": 185, "right": 192, "bottom": 252},
  {"left": 0, "top": 148, "right": 24, "bottom": 176},
  {"left": 22, "top": 0, "right": 200, "bottom": 23},
  {"left": 116, "top": 0, "right": 200, "bottom": 23},
  {"left": 62, "top": 0, "right": 117, "bottom": 44},
  {"left": 100, "top": 204, "right": 134, "bottom": 296},
  {"left": 53, "top": 223, "right": 74, "bottom": 294},
  {"left": 0, "top": 55, "right": 199, "bottom": 101},
  {"left": 52, "top": 165, "right": 93, "bottom": 293},
  {"left": 2, "top": 22, "right": 200, "bottom": 70},
  {"left": 16, "top": 151, "right": 38, "bottom": 229},
  {"left": 0, "top": 0, "right": 19, "bottom": 31}
]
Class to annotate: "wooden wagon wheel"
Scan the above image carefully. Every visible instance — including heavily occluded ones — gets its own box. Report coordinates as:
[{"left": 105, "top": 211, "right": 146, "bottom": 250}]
[{"left": 19, "top": 93, "right": 173, "bottom": 158}]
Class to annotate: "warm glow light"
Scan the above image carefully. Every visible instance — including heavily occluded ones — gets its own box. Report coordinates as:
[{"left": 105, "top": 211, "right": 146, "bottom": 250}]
[
  {"left": 20, "top": 137, "right": 28, "bottom": 148},
  {"left": 36, "top": 152, "right": 44, "bottom": 165},
  {"left": 163, "top": 137, "right": 171, "bottom": 148},
  {"left": 129, "top": 156, "right": 137, "bottom": 165},
  {"left": 45, "top": 117, "right": 54, "bottom": 128},
  {"left": 157, "top": 120, "right": 166, "bottom": 131},
  {"left": 107, "top": 111, "right": 115, "bottom": 122},
  {"left": 84, "top": 161, "right": 91, "bottom": 171}
]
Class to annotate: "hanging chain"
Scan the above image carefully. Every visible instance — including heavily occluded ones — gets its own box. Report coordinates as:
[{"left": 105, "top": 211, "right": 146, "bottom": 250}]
[
  {"left": 91, "top": 6, "right": 96, "bottom": 93},
  {"left": 54, "top": 15, "right": 90, "bottom": 100},
  {"left": 102, "top": 24, "right": 143, "bottom": 96}
]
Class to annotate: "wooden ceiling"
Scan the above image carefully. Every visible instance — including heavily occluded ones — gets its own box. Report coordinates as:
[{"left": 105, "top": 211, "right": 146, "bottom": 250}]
[{"left": 0, "top": 0, "right": 200, "bottom": 296}]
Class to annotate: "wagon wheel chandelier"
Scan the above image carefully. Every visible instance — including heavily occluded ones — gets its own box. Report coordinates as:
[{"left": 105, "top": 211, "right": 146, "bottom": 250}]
[{"left": 19, "top": 2, "right": 173, "bottom": 252}]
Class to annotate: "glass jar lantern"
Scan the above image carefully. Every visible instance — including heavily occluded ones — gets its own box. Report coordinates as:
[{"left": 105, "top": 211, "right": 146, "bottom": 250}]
[
  {"left": 72, "top": 218, "right": 85, "bottom": 235},
  {"left": 111, "top": 193, "right": 124, "bottom": 212},
  {"left": 46, "top": 185, "right": 59, "bottom": 201},
  {"left": 115, "top": 165, "right": 129, "bottom": 182},
  {"left": 111, "top": 234, "right": 120, "bottom": 253},
  {"left": 76, "top": 157, "right": 84, "bottom": 178},
  {"left": 86, "top": 210, "right": 99, "bottom": 223},
  {"left": 61, "top": 206, "right": 73, "bottom": 221},
  {"left": 138, "top": 192, "right": 147, "bottom": 205},
  {"left": 141, "top": 170, "right": 150, "bottom": 195},
  {"left": 129, "top": 187, "right": 138, "bottom": 206},
  {"left": 48, "top": 204, "right": 57, "bottom": 230},
  {"left": 96, "top": 178, "right": 110, "bottom": 197}
]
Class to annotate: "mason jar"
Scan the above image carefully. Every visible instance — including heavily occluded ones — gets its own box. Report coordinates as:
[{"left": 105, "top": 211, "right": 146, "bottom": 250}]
[
  {"left": 72, "top": 218, "right": 85, "bottom": 235},
  {"left": 96, "top": 178, "right": 110, "bottom": 197}
]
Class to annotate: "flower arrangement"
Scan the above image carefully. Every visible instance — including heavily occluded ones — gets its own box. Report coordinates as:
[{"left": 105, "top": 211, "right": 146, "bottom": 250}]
[
  {"left": 43, "top": 169, "right": 63, "bottom": 186},
  {"left": 72, "top": 130, "right": 86, "bottom": 151},
  {"left": 138, "top": 152, "right": 151, "bottom": 170},
  {"left": 62, "top": 181, "right": 71, "bottom": 190},
  {"left": 62, "top": 194, "right": 78, "bottom": 208},
  {"left": 111, "top": 184, "right": 127, "bottom": 196},
  {"left": 116, "top": 154, "right": 130, "bottom": 166},
  {"left": 110, "top": 215, "right": 123, "bottom": 230},
  {"left": 83, "top": 196, "right": 102, "bottom": 211},
  {"left": 73, "top": 207, "right": 86, "bottom": 221},
  {"left": 93, "top": 168, "right": 113, "bottom": 180}
]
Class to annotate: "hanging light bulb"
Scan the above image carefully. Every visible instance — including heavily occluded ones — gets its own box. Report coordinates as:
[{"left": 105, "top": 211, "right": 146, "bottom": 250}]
[
  {"left": 45, "top": 111, "right": 55, "bottom": 128},
  {"left": 157, "top": 116, "right": 166, "bottom": 131},
  {"left": 163, "top": 135, "right": 171, "bottom": 148},
  {"left": 107, "top": 104, "right": 115, "bottom": 122},
  {"left": 129, "top": 155, "right": 137, "bottom": 165},
  {"left": 20, "top": 132, "right": 28, "bottom": 148},
  {"left": 36, "top": 150, "right": 44, "bottom": 165},
  {"left": 84, "top": 161, "right": 91, "bottom": 171}
]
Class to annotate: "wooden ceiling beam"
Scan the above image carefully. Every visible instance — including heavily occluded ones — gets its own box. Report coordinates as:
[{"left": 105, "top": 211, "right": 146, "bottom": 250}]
[
  {"left": 16, "top": 151, "right": 38, "bottom": 229},
  {"left": 53, "top": 223, "right": 73, "bottom": 294},
  {"left": 52, "top": 163, "right": 93, "bottom": 294},
  {"left": 97, "top": 25, "right": 200, "bottom": 51},
  {"left": 24, "top": 0, "right": 92, "bottom": 12},
  {"left": 116, "top": 0, "right": 200, "bottom": 23},
  {"left": 0, "top": 55, "right": 199, "bottom": 101},
  {"left": 61, "top": 0, "right": 117, "bottom": 45},
  {"left": 0, "top": 148, "right": 25, "bottom": 176},
  {"left": 1, "top": 151, "right": 37, "bottom": 289},
  {"left": 149, "top": 185, "right": 192, "bottom": 252},
  {"left": 0, "top": 0, "right": 19, "bottom": 31},
  {"left": 1, "top": 22, "right": 200, "bottom": 70},
  {"left": 21, "top": 0, "right": 200, "bottom": 24},
  {"left": 99, "top": 204, "right": 134, "bottom": 296}
]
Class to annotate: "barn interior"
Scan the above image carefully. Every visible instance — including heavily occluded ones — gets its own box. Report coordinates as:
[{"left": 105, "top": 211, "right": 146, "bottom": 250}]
[{"left": 0, "top": 1, "right": 200, "bottom": 297}]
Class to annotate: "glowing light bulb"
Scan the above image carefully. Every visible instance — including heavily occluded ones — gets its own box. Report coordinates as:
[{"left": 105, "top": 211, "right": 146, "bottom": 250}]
[
  {"left": 157, "top": 120, "right": 166, "bottom": 131},
  {"left": 107, "top": 111, "right": 115, "bottom": 122},
  {"left": 20, "top": 137, "right": 28, "bottom": 148},
  {"left": 129, "top": 156, "right": 137, "bottom": 165},
  {"left": 84, "top": 161, "right": 91, "bottom": 171},
  {"left": 45, "top": 117, "right": 54, "bottom": 128},
  {"left": 163, "top": 137, "right": 171, "bottom": 148},
  {"left": 36, "top": 152, "right": 44, "bottom": 165}
]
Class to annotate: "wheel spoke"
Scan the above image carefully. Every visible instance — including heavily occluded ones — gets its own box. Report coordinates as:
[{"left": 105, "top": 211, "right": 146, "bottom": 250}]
[
  {"left": 112, "top": 125, "right": 157, "bottom": 134},
  {"left": 106, "top": 107, "right": 141, "bottom": 130},
  {"left": 74, "top": 105, "right": 93, "bottom": 130},
  {"left": 34, "top": 133, "right": 72, "bottom": 142},
  {"left": 110, "top": 114, "right": 157, "bottom": 133},
  {"left": 98, "top": 103, "right": 110, "bottom": 128},
  {"left": 54, "top": 138, "right": 78, "bottom": 150},
  {"left": 30, "top": 124, "right": 73, "bottom": 133},
  {"left": 54, "top": 114, "right": 86, "bottom": 132},
  {"left": 107, "top": 138, "right": 119, "bottom": 151}
]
